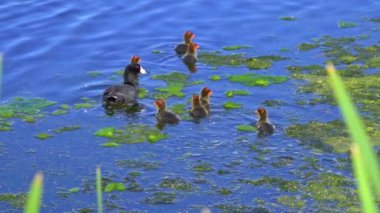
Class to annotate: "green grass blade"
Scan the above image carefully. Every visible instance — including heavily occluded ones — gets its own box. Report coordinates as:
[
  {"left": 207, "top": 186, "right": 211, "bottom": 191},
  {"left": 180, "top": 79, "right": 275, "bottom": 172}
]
[
  {"left": 326, "top": 62, "right": 380, "bottom": 196},
  {"left": 351, "top": 144, "right": 377, "bottom": 213},
  {"left": 24, "top": 172, "right": 43, "bottom": 213},
  {"left": 96, "top": 166, "right": 103, "bottom": 213},
  {"left": 0, "top": 53, "right": 2, "bottom": 98}
]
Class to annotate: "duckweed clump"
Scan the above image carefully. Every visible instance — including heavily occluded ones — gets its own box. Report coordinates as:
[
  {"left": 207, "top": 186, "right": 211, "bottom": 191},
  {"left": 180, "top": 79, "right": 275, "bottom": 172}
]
[
  {"left": 53, "top": 125, "right": 80, "bottom": 133},
  {"left": 0, "top": 97, "right": 56, "bottom": 123},
  {"left": 152, "top": 72, "right": 201, "bottom": 99},
  {"left": 277, "top": 196, "right": 305, "bottom": 209},
  {"left": 228, "top": 73, "right": 288, "bottom": 87},
  {"left": 74, "top": 97, "right": 96, "bottom": 110},
  {"left": 104, "top": 182, "right": 126, "bottom": 193},
  {"left": 293, "top": 73, "right": 380, "bottom": 119},
  {"left": 239, "top": 176, "right": 299, "bottom": 192},
  {"left": 94, "top": 124, "right": 168, "bottom": 145},
  {"left": 0, "top": 120, "right": 12, "bottom": 131},
  {"left": 198, "top": 51, "right": 287, "bottom": 70},
  {"left": 0, "top": 193, "right": 27, "bottom": 208},
  {"left": 303, "top": 173, "right": 357, "bottom": 209},
  {"left": 286, "top": 120, "right": 380, "bottom": 153},
  {"left": 159, "top": 177, "right": 193, "bottom": 191},
  {"left": 143, "top": 192, "right": 176, "bottom": 204},
  {"left": 116, "top": 159, "right": 161, "bottom": 170},
  {"left": 193, "top": 162, "right": 214, "bottom": 172}
]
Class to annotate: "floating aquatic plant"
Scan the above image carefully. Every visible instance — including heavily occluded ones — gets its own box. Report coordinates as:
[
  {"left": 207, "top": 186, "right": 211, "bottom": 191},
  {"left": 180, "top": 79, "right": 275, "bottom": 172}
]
[
  {"left": 159, "top": 177, "right": 193, "bottom": 191},
  {"left": 223, "top": 102, "right": 242, "bottom": 109},
  {"left": 143, "top": 192, "right": 176, "bottom": 204},
  {"left": 35, "top": 133, "right": 53, "bottom": 140},
  {"left": 277, "top": 196, "right": 304, "bottom": 209},
  {"left": 95, "top": 124, "right": 167, "bottom": 145},
  {"left": 0, "top": 193, "right": 27, "bottom": 209},
  {"left": 137, "top": 88, "right": 149, "bottom": 99},
  {"left": 209, "top": 75, "right": 221, "bottom": 81},
  {"left": 151, "top": 72, "right": 190, "bottom": 99},
  {"left": 104, "top": 182, "right": 126, "bottom": 193},
  {"left": 0, "top": 97, "right": 56, "bottom": 123},
  {"left": 239, "top": 176, "right": 299, "bottom": 192},
  {"left": 74, "top": 97, "right": 96, "bottom": 110},
  {"left": 298, "top": 42, "right": 320, "bottom": 51},
  {"left": 222, "top": 45, "right": 250, "bottom": 51},
  {"left": 228, "top": 73, "right": 288, "bottom": 87},
  {"left": 286, "top": 120, "right": 380, "bottom": 153},
  {"left": 338, "top": 21, "right": 357, "bottom": 29},
  {"left": 224, "top": 90, "right": 249, "bottom": 98},
  {"left": 116, "top": 159, "right": 161, "bottom": 170},
  {"left": 53, "top": 125, "right": 80, "bottom": 133},
  {"left": 235, "top": 125, "right": 257, "bottom": 132}
]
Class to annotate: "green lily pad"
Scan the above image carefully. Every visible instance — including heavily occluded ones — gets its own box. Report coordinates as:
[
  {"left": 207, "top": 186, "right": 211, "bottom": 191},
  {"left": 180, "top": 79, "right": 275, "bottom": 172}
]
[
  {"left": 100, "top": 142, "right": 120, "bottom": 147},
  {"left": 74, "top": 98, "right": 96, "bottom": 110},
  {"left": 223, "top": 102, "right": 242, "bottom": 109},
  {"left": 35, "top": 133, "right": 53, "bottom": 140},
  {"left": 104, "top": 182, "right": 126, "bottom": 193},
  {"left": 245, "top": 57, "right": 272, "bottom": 69},
  {"left": 198, "top": 51, "right": 245, "bottom": 67},
  {"left": 152, "top": 72, "right": 191, "bottom": 99},
  {"left": 95, "top": 127, "right": 115, "bottom": 138},
  {"left": 0, "top": 97, "right": 56, "bottom": 122},
  {"left": 209, "top": 75, "right": 221, "bottom": 81},
  {"left": 222, "top": 45, "right": 250, "bottom": 51},
  {"left": 224, "top": 90, "right": 250, "bottom": 98},
  {"left": 228, "top": 73, "right": 288, "bottom": 87},
  {"left": 51, "top": 109, "right": 68, "bottom": 115},
  {"left": 236, "top": 125, "right": 257, "bottom": 132},
  {"left": 338, "top": 21, "right": 357, "bottom": 28},
  {"left": 95, "top": 124, "right": 168, "bottom": 145},
  {"left": 68, "top": 187, "right": 80, "bottom": 193}
]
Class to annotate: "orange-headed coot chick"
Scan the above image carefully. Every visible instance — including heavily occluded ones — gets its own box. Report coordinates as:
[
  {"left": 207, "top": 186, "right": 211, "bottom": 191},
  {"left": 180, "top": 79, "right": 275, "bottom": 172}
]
[
  {"left": 255, "top": 107, "right": 275, "bottom": 135},
  {"left": 190, "top": 94, "right": 208, "bottom": 119},
  {"left": 182, "top": 43, "right": 200, "bottom": 72},
  {"left": 103, "top": 56, "right": 146, "bottom": 107},
  {"left": 175, "top": 31, "right": 195, "bottom": 55},
  {"left": 200, "top": 87, "right": 213, "bottom": 114},
  {"left": 154, "top": 99, "right": 180, "bottom": 125}
]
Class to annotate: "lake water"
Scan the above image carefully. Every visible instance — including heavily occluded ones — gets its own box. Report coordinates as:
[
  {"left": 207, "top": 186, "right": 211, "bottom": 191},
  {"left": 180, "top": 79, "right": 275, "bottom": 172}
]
[{"left": 1, "top": 0, "right": 380, "bottom": 212}]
